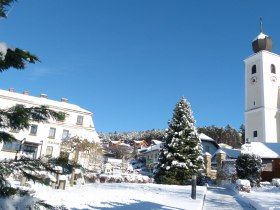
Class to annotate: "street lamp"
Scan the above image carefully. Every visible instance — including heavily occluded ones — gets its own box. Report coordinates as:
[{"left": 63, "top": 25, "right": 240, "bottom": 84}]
[{"left": 191, "top": 174, "right": 197, "bottom": 200}]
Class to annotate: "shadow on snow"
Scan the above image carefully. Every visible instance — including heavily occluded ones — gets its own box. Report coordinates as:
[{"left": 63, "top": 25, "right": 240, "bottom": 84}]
[{"left": 71, "top": 199, "right": 185, "bottom": 210}]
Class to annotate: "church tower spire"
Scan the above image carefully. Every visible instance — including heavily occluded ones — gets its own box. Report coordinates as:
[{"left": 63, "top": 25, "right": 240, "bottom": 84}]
[{"left": 252, "top": 17, "right": 273, "bottom": 53}]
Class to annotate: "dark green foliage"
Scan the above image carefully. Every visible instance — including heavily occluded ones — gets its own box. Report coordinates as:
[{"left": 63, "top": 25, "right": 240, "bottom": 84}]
[
  {"left": 0, "top": 104, "right": 66, "bottom": 143},
  {"left": 0, "top": 0, "right": 16, "bottom": 18},
  {"left": 197, "top": 124, "right": 243, "bottom": 148},
  {"left": 0, "top": 48, "right": 40, "bottom": 71},
  {"left": 99, "top": 129, "right": 165, "bottom": 143},
  {"left": 236, "top": 153, "right": 262, "bottom": 186},
  {"left": 154, "top": 97, "right": 204, "bottom": 185},
  {"left": 239, "top": 124, "right": 245, "bottom": 144}
]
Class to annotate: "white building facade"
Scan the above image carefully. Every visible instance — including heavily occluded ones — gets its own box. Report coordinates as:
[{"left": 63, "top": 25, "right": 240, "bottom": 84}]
[
  {"left": 245, "top": 30, "right": 280, "bottom": 143},
  {"left": 0, "top": 88, "right": 100, "bottom": 160}
]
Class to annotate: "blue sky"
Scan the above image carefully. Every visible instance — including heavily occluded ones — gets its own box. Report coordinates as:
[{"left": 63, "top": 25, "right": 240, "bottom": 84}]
[{"left": 1, "top": 0, "right": 280, "bottom": 133}]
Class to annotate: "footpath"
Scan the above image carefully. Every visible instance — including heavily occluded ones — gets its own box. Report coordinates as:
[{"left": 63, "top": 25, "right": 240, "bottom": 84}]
[{"left": 202, "top": 186, "right": 254, "bottom": 210}]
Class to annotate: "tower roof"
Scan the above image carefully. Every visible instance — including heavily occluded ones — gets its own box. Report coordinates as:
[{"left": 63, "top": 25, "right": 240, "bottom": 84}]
[{"left": 252, "top": 18, "right": 273, "bottom": 53}]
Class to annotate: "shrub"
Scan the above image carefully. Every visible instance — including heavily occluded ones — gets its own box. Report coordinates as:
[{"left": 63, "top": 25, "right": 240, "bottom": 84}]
[{"left": 236, "top": 153, "right": 262, "bottom": 187}]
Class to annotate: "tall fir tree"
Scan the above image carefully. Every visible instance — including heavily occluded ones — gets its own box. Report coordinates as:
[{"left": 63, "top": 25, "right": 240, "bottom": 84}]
[{"left": 154, "top": 97, "right": 204, "bottom": 185}]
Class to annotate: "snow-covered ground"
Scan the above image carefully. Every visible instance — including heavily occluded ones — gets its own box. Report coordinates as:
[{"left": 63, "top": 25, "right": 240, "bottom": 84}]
[
  {"left": 5, "top": 182, "right": 206, "bottom": 210},
  {"left": 238, "top": 185, "right": 280, "bottom": 210},
  {"left": 2, "top": 180, "right": 280, "bottom": 209}
]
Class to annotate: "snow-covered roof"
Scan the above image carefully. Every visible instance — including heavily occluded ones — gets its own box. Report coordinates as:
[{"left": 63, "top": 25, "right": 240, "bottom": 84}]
[
  {"left": 119, "top": 143, "right": 130, "bottom": 147},
  {"left": 133, "top": 140, "right": 146, "bottom": 144},
  {"left": 110, "top": 140, "right": 121, "bottom": 144},
  {"left": 253, "top": 32, "right": 269, "bottom": 41},
  {"left": 107, "top": 158, "right": 122, "bottom": 164},
  {"left": 204, "top": 152, "right": 212, "bottom": 157},
  {"left": 213, "top": 148, "right": 240, "bottom": 159},
  {"left": 214, "top": 149, "right": 226, "bottom": 155},
  {"left": 219, "top": 143, "right": 233, "bottom": 149},
  {"left": 241, "top": 142, "right": 280, "bottom": 158},
  {"left": 151, "top": 140, "right": 162, "bottom": 145},
  {"left": 199, "top": 133, "right": 214, "bottom": 141},
  {"left": 222, "top": 148, "right": 241, "bottom": 159},
  {"left": 0, "top": 89, "right": 91, "bottom": 114},
  {"left": 138, "top": 143, "right": 163, "bottom": 154}
]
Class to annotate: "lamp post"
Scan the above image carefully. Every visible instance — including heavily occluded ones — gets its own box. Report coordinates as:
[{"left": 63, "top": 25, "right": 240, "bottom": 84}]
[{"left": 191, "top": 174, "right": 197, "bottom": 200}]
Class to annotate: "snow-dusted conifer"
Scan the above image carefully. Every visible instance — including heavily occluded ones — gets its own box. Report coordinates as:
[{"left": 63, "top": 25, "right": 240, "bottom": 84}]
[
  {"left": 154, "top": 97, "right": 204, "bottom": 185},
  {"left": 236, "top": 153, "right": 262, "bottom": 187}
]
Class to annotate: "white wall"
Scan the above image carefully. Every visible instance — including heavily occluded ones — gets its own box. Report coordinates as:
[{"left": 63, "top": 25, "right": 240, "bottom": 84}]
[
  {"left": 0, "top": 89, "right": 100, "bottom": 160},
  {"left": 244, "top": 51, "right": 280, "bottom": 143}
]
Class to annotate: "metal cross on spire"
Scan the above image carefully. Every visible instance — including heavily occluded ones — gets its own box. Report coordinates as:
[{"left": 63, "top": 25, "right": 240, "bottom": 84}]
[{"left": 260, "top": 17, "right": 263, "bottom": 33}]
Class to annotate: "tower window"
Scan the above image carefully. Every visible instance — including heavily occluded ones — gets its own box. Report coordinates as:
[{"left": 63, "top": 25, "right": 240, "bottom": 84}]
[
  {"left": 252, "top": 65, "right": 257, "bottom": 74},
  {"left": 271, "top": 64, "right": 276, "bottom": 74},
  {"left": 253, "top": 130, "right": 258, "bottom": 138}
]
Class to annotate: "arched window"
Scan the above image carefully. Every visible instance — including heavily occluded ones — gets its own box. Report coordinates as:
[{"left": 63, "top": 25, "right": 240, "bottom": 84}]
[
  {"left": 252, "top": 65, "right": 257, "bottom": 74},
  {"left": 271, "top": 64, "right": 276, "bottom": 74}
]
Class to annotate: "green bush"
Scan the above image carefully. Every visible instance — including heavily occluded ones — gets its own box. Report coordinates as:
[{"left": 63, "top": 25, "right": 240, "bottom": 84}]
[{"left": 236, "top": 153, "right": 262, "bottom": 187}]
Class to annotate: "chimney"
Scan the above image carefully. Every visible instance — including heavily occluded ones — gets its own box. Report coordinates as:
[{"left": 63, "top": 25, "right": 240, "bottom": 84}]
[
  {"left": 9, "top": 88, "right": 14, "bottom": 93},
  {"left": 40, "top": 93, "right": 47, "bottom": 99},
  {"left": 60, "top": 98, "right": 68, "bottom": 103},
  {"left": 23, "top": 91, "right": 29, "bottom": 96}
]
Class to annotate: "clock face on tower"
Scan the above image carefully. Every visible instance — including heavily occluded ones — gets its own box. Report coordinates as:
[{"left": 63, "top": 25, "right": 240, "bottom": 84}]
[
  {"left": 271, "top": 76, "right": 277, "bottom": 84},
  {"left": 250, "top": 76, "right": 257, "bottom": 85}
]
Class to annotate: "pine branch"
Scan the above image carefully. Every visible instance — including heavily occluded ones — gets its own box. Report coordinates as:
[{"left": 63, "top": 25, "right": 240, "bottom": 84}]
[
  {"left": 0, "top": 104, "right": 67, "bottom": 143},
  {"left": 0, "top": 0, "right": 16, "bottom": 18},
  {"left": 0, "top": 48, "right": 40, "bottom": 71}
]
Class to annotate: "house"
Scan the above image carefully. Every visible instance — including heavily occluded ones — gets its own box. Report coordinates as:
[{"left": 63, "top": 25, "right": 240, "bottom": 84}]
[
  {"left": 138, "top": 140, "right": 164, "bottom": 171},
  {"left": 133, "top": 140, "right": 149, "bottom": 149},
  {"left": 0, "top": 88, "right": 100, "bottom": 161},
  {"left": 199, "top": 133, "right": 220, "bottom": 156},
  {"left": 103, "top": 158, "right": 123, "bottom": 175}
]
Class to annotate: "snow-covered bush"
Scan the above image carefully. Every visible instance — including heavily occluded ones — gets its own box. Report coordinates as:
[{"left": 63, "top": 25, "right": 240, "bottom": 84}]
[
  {"left": 236, "top": 179, "right": 251, "bottom": 192},
  {"left": 98, "top": 174, "right": 151, "bottom": 183},
  {"left": 236, "top": 153, "right": 262, "bottom": 187},
  {"left": 272, "top": 179, "right": 280, "bottom": 187},
  {"left": 84, "top": 173, "right": 98, "bottom": 183}
]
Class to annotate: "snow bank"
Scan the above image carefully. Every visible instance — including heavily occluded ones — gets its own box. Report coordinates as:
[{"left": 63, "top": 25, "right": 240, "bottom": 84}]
[{"left": 236, "top": 179, "right": 251, "bottom": 192}]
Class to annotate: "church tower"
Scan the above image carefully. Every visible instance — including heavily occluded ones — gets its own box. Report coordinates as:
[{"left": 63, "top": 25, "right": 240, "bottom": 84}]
[{"left": 244, "top": 20, "right": 280, "bottom": 143}]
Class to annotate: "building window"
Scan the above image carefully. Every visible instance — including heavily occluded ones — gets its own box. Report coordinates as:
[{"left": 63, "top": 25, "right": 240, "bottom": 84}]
[
  {"left": 271, "top": 64, "right": 276, "bottom": 74},
  {"left": 49, "top": 127, "right": 56, "bottom": 138},
  {"left": 30, "top": 124, "right": 38, "bottom": 135},
  {"left": 253, "top": 130, "right": 258, "bottom": 138},
  {"left": 77, "top": 115, "right": 84, "bottom": 125},
  {"left": 62, "top": 129, "right": 70, "bottom": 141},
  {"left": 252, "top": 65, "right": 257, "bottom": 74},
  {"left": 46, "top": 146, "right": 53, "bottom": 157},
  {"left": 2, "top": 141, "right": 20, "bottom": 151},
  {"left": 22, "top": 145, "right": 36, "bottom": 153}
]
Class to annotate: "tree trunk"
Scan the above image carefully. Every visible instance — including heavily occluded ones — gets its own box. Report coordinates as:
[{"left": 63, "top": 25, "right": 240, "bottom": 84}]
[{"left": 70, "top": 149, "right": 79, "bottom": 187}]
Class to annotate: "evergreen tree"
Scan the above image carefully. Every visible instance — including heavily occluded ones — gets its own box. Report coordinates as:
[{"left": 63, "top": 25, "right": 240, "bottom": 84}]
[
  {"left": 236, "top": 153, "right": 262, "bottom": 187},
  {"left": 154, "top": 97, "right": 204, "bottom": 185},
  {"left": 239, "top": 124, "right": 245, "bottom": 144}
]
